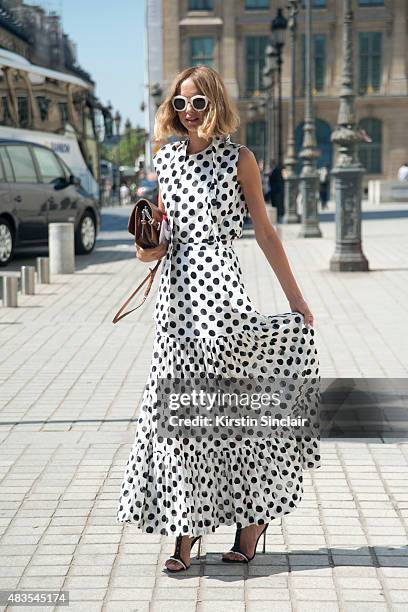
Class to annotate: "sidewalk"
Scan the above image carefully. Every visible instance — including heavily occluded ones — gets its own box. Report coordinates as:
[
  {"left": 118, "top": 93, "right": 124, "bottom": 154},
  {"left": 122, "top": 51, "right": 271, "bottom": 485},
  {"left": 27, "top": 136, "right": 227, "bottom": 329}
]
[{"left": 0, "top": 205, "right": 407, "bottom": 611}]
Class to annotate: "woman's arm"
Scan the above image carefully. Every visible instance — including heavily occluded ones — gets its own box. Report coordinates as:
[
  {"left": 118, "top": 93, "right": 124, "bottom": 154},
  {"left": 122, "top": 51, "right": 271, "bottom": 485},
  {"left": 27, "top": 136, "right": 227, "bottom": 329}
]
[{"left": 237, "top": 147, "right": 314, "bottom": 326}]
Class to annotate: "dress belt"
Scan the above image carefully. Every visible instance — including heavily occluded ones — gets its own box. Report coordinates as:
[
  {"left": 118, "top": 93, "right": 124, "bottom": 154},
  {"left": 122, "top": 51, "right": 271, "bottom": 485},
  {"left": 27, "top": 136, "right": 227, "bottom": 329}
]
[{"left": 170, "top": 236, "right": 234, "bottom": 248}]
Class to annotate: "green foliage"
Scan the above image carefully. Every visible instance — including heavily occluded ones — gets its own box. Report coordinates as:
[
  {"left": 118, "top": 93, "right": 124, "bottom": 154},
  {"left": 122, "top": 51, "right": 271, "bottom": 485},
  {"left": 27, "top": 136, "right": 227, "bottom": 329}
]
[{"left": 104, "top": 128, "right": 145, "bottom": 167}]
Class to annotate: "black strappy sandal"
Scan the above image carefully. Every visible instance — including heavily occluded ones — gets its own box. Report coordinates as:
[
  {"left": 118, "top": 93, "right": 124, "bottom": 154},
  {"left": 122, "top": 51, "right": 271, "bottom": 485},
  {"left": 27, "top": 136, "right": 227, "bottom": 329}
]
[
  {"left": 222, "top": 524, "right": 268, "bottom": 563},
  {"left": 165, "top": 535, "right": 202, "bottom": 573}
]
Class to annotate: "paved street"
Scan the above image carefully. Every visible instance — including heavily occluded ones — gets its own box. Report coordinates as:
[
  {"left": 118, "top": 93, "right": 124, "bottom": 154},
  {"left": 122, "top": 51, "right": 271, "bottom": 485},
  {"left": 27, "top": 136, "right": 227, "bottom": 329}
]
[{"left": 0, "top": 202, "right": 407, "bottom": 611}]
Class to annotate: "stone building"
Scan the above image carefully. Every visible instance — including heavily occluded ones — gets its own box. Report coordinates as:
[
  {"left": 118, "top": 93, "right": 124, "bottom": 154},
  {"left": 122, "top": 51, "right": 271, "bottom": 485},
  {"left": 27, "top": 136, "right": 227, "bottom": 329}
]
[
  {"left": 0, "top": 2, "right": 29, "bottom": 57},
  {"left": 0, "top": 0, "right": 112, "bottom": 181},
  {"left": 146, "top": 0, "right": 408, "bottom": 183}
]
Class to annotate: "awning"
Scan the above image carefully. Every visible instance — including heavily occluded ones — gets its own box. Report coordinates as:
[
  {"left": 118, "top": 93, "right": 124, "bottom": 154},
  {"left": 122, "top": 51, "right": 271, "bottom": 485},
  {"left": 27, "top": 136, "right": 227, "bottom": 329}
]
[{"left": 0, "top": 48, "right": 92, "bottom": 90}]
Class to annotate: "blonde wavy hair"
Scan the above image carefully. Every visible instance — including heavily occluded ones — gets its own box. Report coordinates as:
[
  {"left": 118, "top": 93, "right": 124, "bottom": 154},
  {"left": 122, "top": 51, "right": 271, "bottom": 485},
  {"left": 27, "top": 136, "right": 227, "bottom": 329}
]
[{"left": 153, "top": 65, "right": 240, "bottom": 142}]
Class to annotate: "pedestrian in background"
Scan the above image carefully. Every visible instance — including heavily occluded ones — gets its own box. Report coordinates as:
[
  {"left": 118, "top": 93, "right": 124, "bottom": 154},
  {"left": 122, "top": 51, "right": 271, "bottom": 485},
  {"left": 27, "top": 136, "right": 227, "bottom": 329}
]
[
  {"left": 397, "top": 162, "right": 408, "bottom": 182},
  {"left": 318, "top": 166, "right": 330, "bottom": 210},
  {"left": 267, "top": 158, "right": 285, "bottom": 222},
  {"left": 119, "top": 182, "right": 130, "bottom": 205},
  {"left": 257, "top": 158, "right": 269, "bottom": 201}
]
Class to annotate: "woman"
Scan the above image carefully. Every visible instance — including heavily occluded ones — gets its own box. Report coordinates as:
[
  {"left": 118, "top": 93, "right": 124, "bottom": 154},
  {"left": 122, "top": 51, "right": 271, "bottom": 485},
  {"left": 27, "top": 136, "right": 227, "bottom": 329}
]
[
  {"left": 116, "top": 65, "right": 321, "bottom": 572},
  {"left": 318, "top": 166, "right": 330, "bottom": 210}
]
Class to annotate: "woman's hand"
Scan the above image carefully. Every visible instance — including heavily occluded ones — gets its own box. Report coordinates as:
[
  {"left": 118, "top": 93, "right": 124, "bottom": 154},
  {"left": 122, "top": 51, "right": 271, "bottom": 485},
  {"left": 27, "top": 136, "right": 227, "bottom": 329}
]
[
  {"left": 289, "top": 296, "right": 314, "bottom": 327},
  {"left": 135, "top": 243, "right": 167, "bottom": 263}
]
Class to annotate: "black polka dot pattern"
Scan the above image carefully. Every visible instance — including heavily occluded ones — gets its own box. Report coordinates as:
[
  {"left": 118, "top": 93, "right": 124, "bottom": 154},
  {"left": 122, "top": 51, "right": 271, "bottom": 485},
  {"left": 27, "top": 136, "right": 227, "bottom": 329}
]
[{"left": 116, "top": 137, "right": 321, "bottom": 536}]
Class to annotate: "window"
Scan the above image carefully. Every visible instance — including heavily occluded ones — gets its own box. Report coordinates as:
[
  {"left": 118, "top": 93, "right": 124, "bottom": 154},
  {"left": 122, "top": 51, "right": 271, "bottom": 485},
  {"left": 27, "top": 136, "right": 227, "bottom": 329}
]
[
  {"left": 359, "top": 0, "right": 383, "bottom": 5},
  {"left": 358, "top": 117, "right": 382, "bottom": 174},
  {"left": 6, "top": 146, "right": 38, "bottom": 183},
  {"left": 188, "top": 0, "right": 213, "bottom": 9},
  {"left": 301, "top": 0, "right": 326, "bottom": 7},
  {"left": 246, "top": 120, "right": 266, "bottom": 165},
  {"left": 301, "top": 34, "right": 326, "bottom": 94},
  {"left": 18, "top": 97, "right": 29, "bottom": 129},
  {"left": 358, "top": 32, "right": 382, "bottom": 94},
  {"left": 245, "top": 0, "right": 269, "bottom": 9},
  {"left": 190, "top": 37, "right": 214, "bottom": 66},
  {"left": 0, "top": 148, "right": 14, "bottom": 181},
  {"left": 60, "top": 158, "right": 72, "bottom": 180},
  {"left": 245, "top": 36, "right": 269, "bottom": 94},
  {"left": 36, "top": 96, "right": 49, "bottom": 121},
  {"left": 2, "top": 97, "right": 12, "bottom": 125},
  {"left": 33, "top": 147, "right": 64, "bottom": 183},
  {"left": 59, "top": 102, "right": 69, "bottom": 124}
]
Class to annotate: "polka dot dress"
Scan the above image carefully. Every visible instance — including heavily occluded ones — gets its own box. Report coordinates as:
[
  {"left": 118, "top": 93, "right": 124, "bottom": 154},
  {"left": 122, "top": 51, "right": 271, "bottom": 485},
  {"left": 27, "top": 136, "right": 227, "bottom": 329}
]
[{"left": 116, "top": 135, "right": 321, "bottom": 536}]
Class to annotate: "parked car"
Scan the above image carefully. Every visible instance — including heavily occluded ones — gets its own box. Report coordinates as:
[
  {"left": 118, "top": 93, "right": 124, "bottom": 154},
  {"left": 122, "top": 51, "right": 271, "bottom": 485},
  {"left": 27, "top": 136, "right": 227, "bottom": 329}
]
[{"left": 0, "top": 139, "right": 101, "bottom": 266}]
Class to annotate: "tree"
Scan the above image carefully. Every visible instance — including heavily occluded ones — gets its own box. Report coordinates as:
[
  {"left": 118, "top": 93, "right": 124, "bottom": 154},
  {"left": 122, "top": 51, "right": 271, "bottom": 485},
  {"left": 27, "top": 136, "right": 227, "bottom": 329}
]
[{"left": 103, "top": 125, "right": 145, "bottom": 167}]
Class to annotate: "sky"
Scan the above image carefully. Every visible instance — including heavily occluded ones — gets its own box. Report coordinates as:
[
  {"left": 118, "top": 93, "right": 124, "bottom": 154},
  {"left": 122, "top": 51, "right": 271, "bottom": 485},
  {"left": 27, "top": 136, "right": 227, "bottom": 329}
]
[{"left": 54, "top": 0, "right": 146, "bottom": 132}]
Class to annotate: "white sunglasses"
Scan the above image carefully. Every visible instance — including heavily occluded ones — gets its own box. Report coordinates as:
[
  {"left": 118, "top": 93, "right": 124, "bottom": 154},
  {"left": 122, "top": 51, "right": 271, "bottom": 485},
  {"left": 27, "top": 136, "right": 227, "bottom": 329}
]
[{"left": 172, "top": 94, "right": 209, "bottom": 112}]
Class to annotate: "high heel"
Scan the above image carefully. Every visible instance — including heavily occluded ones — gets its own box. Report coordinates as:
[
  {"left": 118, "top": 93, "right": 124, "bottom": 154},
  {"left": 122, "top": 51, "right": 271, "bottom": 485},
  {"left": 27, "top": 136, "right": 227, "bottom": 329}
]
[
  {"left": 222, "top": 524, "right": 268, "bottom": 563},
  {"left": 165, "top": 534, "right": 202, "bottom": 573}
]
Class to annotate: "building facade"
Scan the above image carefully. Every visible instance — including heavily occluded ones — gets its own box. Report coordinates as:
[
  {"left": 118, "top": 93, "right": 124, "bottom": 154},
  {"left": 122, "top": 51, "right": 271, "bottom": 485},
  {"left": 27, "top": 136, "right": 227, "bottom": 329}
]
[
  {"left": 146, "top": 0, "right": 408, "bottom": 183},
  {"left": 0, "top": 0, "right": 113, "bottom": 182}
]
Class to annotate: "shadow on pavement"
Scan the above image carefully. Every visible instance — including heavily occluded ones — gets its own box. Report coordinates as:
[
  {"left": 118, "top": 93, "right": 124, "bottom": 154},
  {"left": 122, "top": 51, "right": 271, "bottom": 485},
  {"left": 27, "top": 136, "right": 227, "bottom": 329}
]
[{"left": 162, "top": 544, "right": 408, "bottom": 580}]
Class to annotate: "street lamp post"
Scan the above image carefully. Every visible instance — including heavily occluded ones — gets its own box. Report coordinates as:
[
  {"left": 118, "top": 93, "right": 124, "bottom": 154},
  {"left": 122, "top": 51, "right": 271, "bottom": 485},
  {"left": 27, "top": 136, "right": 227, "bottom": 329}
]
[
  {"left": 259, "top": 97, "right": 267, "bottom": 164},
  {"left": 125, "top": 117, "right": 132, "bottom": 166},
  {"left": 248, "top": 95, "right": 267, "bottom": 165},
  {"left": 95, "top": 122, "right": 104, "bottom": 206},
  {"left": 266, "top": 83, "right": 274, "bottom": 166},
  {"left": 329, "top": 0, "right": 369, "bottom": 271},
  {"left": 105, "top": 101, "right": 114, "bottom": 139},
  {"left": 149, "top": 83, "right": 163, "bottom": 168},
  {"left": 298, "top": 0, "right": 322, "bottom": 238},
  {"left": 263, "top": 43, "right": 278, "bottom": 168},
  {"left": 283, "top": 0, "right": 300, "bottom": 224},
  {"left": 271, "top": 8, "right": 287, "bottom": 170},
  {"left": 114, "top": 110, "right": 121, "bottom": 205},
  {"left": 150, "top": 83, "right": 162, "bottom": 109}
]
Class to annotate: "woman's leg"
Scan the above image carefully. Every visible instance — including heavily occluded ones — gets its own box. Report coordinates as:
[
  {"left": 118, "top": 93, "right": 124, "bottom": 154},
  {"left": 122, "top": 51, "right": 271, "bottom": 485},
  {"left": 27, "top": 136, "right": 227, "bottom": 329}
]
[
  {"left": 165, "top": 535, "right": 200, "bottom": 571},
  {"left": 222, "top": 524, "right": 268, "bottom": 561}
]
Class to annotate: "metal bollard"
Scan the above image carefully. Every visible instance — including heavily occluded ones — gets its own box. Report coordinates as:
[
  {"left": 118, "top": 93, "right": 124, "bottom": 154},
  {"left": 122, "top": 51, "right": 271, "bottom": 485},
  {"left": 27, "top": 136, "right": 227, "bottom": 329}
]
[
  {"left": 49, "top": 222, "right": 75, "bottom": 274},
  {"left": 21, "top": 265, "right": 35, "bottom": 295},
  {"left": 37, "top": 257, "right": 50, "bottom": 284},
  {"left": 2, "top": 275, "right": 18, "bottom": 307}
]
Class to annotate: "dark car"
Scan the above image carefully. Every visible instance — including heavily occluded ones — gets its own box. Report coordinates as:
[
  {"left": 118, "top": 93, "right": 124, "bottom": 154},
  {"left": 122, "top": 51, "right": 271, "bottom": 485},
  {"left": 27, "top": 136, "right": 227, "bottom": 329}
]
[
  {"left": 136, "top": 177, "right": 158, "bottom": 205},
  {"left": 0, "top": 139, "right": 101, "bottom": 266}
]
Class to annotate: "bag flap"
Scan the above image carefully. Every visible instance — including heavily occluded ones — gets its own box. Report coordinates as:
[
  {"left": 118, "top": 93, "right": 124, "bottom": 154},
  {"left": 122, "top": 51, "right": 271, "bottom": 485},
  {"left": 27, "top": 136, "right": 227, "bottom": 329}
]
[{"left": 128, "top": 206, "right": 136, "bottom": 235}]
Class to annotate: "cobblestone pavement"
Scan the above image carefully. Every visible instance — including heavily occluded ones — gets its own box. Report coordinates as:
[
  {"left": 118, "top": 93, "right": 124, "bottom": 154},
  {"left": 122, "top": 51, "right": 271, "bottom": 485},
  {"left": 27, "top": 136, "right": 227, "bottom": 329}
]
[{"left": 0, "top": 203, "right": 407, "bottom": 611}]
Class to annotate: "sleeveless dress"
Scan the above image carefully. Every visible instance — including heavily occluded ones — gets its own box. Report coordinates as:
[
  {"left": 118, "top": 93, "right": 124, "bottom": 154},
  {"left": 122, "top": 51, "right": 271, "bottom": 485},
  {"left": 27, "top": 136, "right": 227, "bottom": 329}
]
[{"left": 116, "top": 135, "right": 321, "bottom": 536}]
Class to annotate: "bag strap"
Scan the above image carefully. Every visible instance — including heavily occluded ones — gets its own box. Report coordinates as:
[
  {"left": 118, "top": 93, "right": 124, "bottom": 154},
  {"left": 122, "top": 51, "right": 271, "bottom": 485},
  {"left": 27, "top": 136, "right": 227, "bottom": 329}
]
[{"left": 111, "top": 258, "right": 162, "bottom": 324}]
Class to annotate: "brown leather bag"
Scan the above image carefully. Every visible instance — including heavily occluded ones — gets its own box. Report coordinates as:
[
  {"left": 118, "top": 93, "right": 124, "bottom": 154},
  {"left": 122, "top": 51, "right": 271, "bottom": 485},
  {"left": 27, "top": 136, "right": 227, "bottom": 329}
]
[{"left": 112, "top": 198, "right": 168, "bottom": 324}]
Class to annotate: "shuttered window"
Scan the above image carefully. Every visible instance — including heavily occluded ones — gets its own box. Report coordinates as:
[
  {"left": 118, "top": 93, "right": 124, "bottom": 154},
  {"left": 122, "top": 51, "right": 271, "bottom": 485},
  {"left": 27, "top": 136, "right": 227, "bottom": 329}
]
[{"left": 358, "top": 32, "right": 382, "bottom": 94}]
